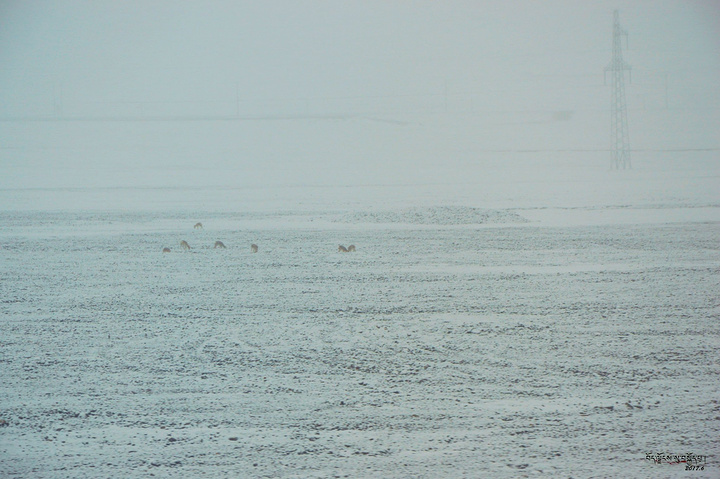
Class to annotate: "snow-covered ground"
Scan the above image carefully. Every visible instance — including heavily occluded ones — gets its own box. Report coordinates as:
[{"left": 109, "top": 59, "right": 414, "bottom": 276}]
[{"left": 1, "top": 155, "right": 719, "bottom": 478}]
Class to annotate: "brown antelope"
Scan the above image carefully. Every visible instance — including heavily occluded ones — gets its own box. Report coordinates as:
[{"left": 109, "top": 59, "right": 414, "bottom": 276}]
[
  {"left": 194, "top": 222, "right": 203, "bottom": 229},
  {"left": 338, "top": 245, "right": 349, "bottom": 252},
  {"left": 347, "top": 245, "right": 356, "bottom": 252},
  {"left": 251, "top": 244, "right": 258, "bottom": 253},
  {"left": 180, "top": 240, "right": 191, "bottom": 250},
  {"left": 162, "top": 247, "right": 171, "bottom": 253},
  {"left": 214, "top": 241, "right": 226, "bottom": 249}
]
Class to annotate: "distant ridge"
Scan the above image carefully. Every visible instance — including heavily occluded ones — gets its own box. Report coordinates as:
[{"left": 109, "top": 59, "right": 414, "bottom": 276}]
[{"left": 337, "top": 206, "right": 528, "bottom": 225}]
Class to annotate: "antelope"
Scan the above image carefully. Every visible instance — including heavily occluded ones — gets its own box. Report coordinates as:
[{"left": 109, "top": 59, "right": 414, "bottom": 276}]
[
  {"left": 214, "top": 241, "right": 226, "bottom": 249},
  {"left": 162, "top": 247, "right": 171, "bottom": 253},
  {"left": 338, "top": 245, "right": 349, "bottom": 252},
  {"left": 180, "top": 240, "right": 191, "bottom": 250},
  {"left": 347, "top": 245, "right": 356, "bottom": 252},
  {"left": 251, "top": 244, "right": 259, "bottom": 253},
  {"left": 194, "top": 222, "right": 203, "bottom": 229}
]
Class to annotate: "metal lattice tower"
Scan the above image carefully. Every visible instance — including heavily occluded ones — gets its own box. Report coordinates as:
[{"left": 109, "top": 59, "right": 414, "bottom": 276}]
[{"left": 604, "top": 10, "right": 631, "bottom": 169}]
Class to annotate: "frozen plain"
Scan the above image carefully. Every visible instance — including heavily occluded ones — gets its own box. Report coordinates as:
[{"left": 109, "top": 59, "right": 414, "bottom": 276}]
[{"left": 1, "top": 157, "right": 719, "bottom": 478}]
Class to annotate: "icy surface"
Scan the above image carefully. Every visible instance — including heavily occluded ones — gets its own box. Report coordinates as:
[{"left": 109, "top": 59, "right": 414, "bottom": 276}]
[
  {"left": 1, "top": 154, "right": 719, "bottom": 478},
  {"left": 1, "top": 197, "right": 718, "bottom": 478}
]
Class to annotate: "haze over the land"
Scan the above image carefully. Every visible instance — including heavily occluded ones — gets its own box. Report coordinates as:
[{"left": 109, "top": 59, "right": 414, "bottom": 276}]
[{"left": 1, "top": 1, "right": 718, "bottom": 201}]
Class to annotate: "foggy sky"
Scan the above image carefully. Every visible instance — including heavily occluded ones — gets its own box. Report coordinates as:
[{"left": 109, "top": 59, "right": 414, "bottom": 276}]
[
  {"left": 0, "top": 1, "right": 718, "bottom": 191},
  {"left": 3, "top": 1, "right": 718, "bottom": 110}
]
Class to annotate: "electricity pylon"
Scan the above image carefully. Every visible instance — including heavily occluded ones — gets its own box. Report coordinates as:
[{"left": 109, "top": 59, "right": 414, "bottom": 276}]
[{"left": 604, "top": 10, "right": 631, "bottom": 169}]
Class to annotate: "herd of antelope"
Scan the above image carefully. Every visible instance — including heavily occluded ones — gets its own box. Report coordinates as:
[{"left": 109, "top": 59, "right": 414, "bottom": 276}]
[{"left": 161, "top": 223, "right": 355, "bottom": 255}]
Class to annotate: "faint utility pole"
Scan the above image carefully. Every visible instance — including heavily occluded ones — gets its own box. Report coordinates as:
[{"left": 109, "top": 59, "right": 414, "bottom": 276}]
[
  {"left": 52, "top": 82, "right": 64, "bottom": 118},
  {"left": 235, "top": 82, "right": 240, "bottom": 118},
  {"left": 444, "top": 80, "right": 448, "bottom": 113},
  {"left": 604, "top": 10, "right": 631, "bottom": 169}
]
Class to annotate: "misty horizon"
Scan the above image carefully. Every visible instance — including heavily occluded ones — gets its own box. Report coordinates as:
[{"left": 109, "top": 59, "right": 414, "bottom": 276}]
[{"left": 0, "top": 1, "right": 718, "bottom": 199}]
